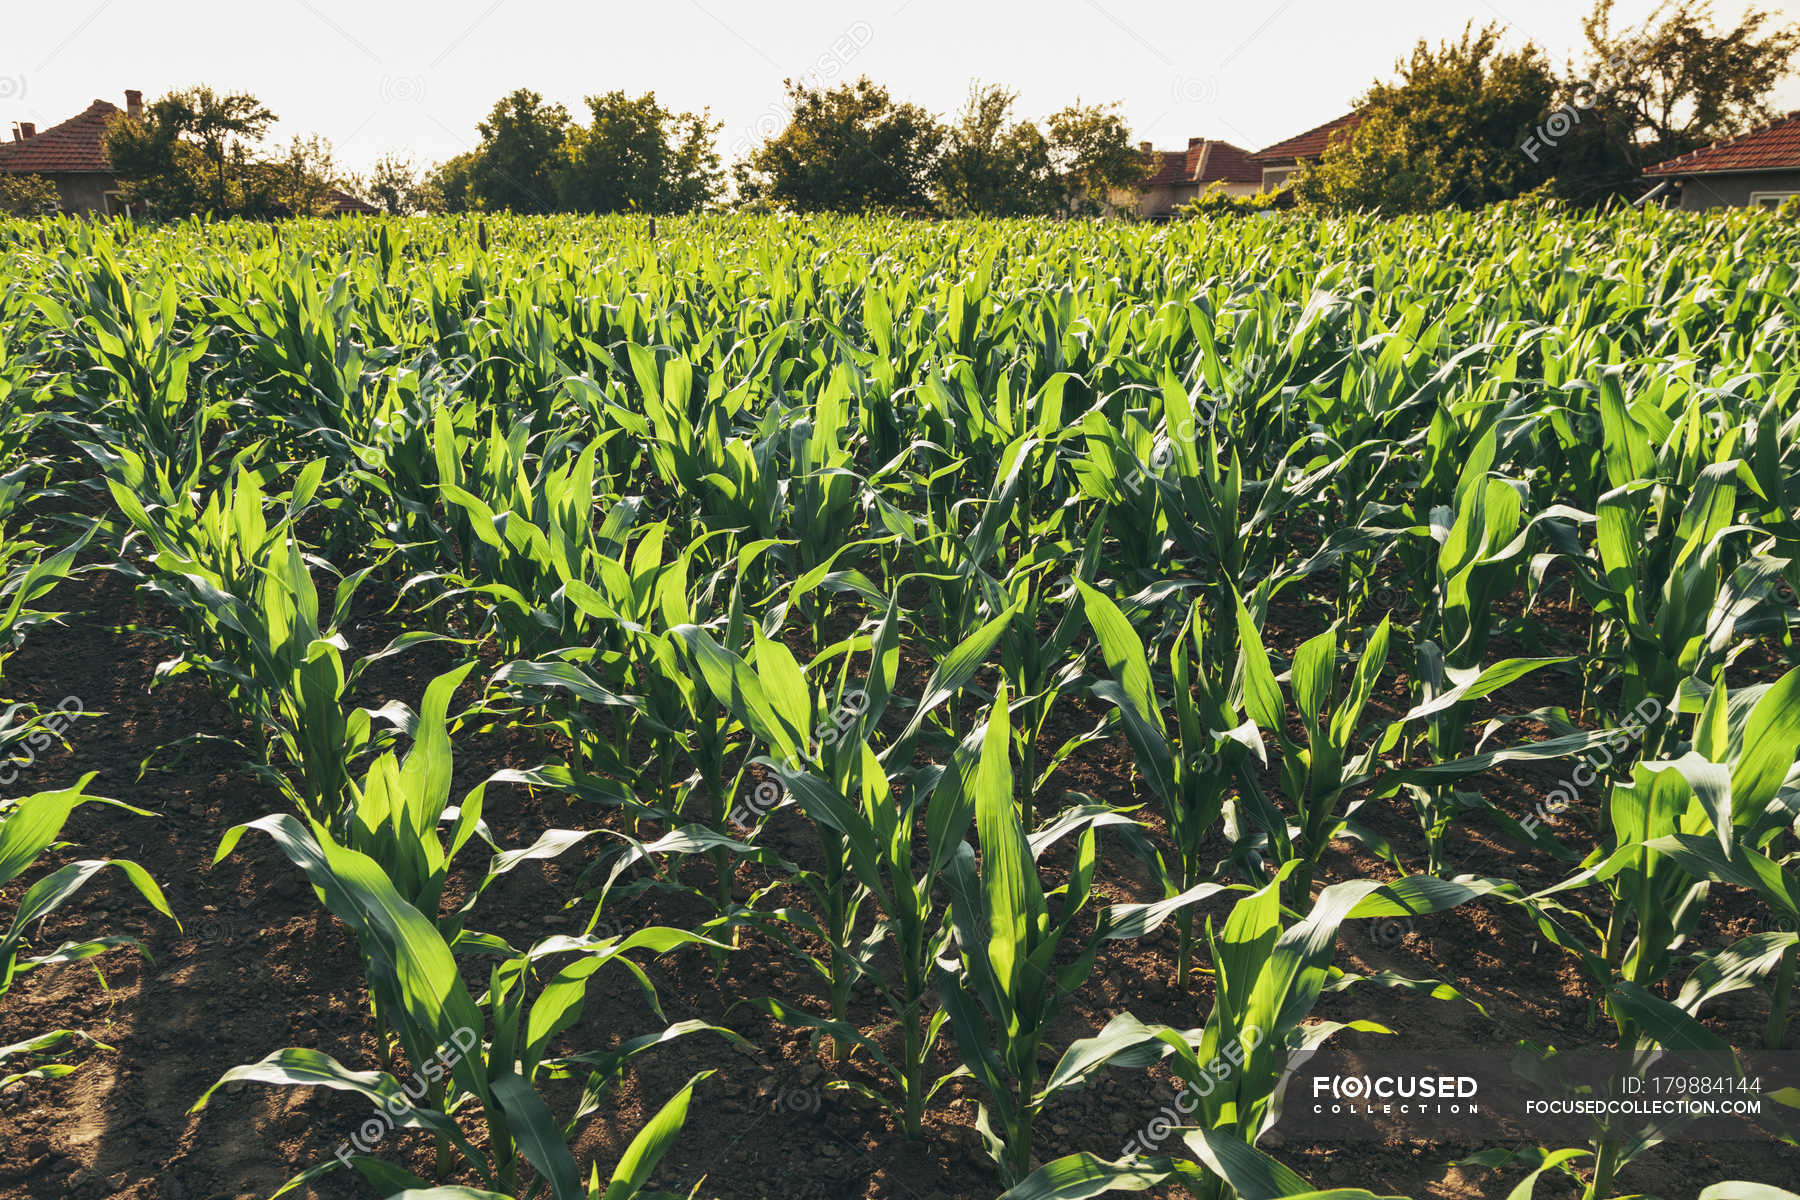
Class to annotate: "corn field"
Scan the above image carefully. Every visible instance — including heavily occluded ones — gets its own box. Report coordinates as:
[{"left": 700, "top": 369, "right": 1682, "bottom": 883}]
[{"left": 0, "top": 208, "right": 1797, "bottom": 1200}]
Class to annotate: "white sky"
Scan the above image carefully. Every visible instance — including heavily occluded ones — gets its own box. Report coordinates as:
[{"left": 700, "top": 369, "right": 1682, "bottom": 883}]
[{"left": 3, "top": 0, "right": 1797, "bottom": 173}]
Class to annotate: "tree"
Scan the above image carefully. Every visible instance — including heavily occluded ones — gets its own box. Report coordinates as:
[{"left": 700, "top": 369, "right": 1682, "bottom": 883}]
[
  {"left": 737, "top": 78, "right": 941, "bottom": 213},
  {"left": 354, "top": 151, "right": 425, "bottom": 215},
  {"left": 105, "top": 87, "right": 275, "bottom": 215},
  {"left": 420, "top": 153, "right": 477, "bottom": 214},
  {"left": 0, "top": 173, "right": 59, "bottom": 217},
  {"left": 1294, "top": 25, "right": 1560, "bottom": 213},
  {"left": 556, "top": 91, "right": 720, "bottom": 214},
  {"left": 1547, "top": 0, "right": 1800, "bottom": 199},
  {"left": 1047, "top": 100, "right": 1146, "bottom": 215},
  {"left": 245, "top": 134, "right": 340, "bottom": 218},
  {"left": 467, "top": 89, "right": 570, "bottom": 213},
  {"left": 933, "top": 84, "right": 1060, "bottom": 216}
]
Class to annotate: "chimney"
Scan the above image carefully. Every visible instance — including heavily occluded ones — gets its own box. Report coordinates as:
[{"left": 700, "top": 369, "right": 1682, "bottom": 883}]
[
  {"left": 1188, "top": 136, "right": 1206, "bottom": 148},
  {"left": 1139, "top": 140, "right": 1153, "bottom": 153},
  {"left": 17, "top": 122, "right": 34, "bottom": 140},
  {"left": 125, "top": 89, "right": 143, "bottom": 119}
]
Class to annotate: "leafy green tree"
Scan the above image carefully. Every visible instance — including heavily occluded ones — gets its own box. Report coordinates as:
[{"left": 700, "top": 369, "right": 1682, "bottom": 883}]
[
  {"left": 1295, "top": 25, "right": 1560, "bottom": 213},
  {"left": 420, "top": 153, "right": 477, "bottom": 213},
  {"left": 933, "top": 84, "right": 1059, "bottom": 216},
  {"left": 244, "top": 134, "right": 340, "bottom": 218},
  {"left": 106, "top": 87, "right": 275, "bottom": 215},
  {"left": 1545, "top": 0, "right": 1800, "bottom": 200},
  {"left": 467, "top": 89, "right": 570, "bottom": 213},
  {"left": 556, "top": 91, "right": 720, "bottom": 214},
  {"left": 0, "top": 173, "right": 59, "bottom": 216},
  {"left": 352, "top": 151, "right": 426, "bottom": 215},
  {"left": 737, "top": 78, "right": 941, "bottom": 213},
  {"left": 1047, "top": 99, "right": 1146, "bottom": 215}
]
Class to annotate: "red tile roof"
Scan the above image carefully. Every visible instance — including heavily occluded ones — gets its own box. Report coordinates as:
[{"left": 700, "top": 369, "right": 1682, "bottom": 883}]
[
  {"left": 1142, "top": 138, "right": 1260, "bottom": 187},
  {"left": 1142, "top": 148, "right": 1188, "bottom": 187},
  {"left": 326, "top": 188, "right": 378, "bottom": 215},
  {"left": 1189, "top": 139, "right": 1261, "bottom": 185},
  {"left": 0, "top": 100, "right": 122, "bottom": 174},
  {"left": 1644, "top": 111, "right": 1800, "bottom": 176},
  {"left": 1249, "top": 111, "right": 1363, "bottom": 163}
]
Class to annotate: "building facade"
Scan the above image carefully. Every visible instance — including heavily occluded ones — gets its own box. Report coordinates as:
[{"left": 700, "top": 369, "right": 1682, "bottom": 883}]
[{"left": 1644, "top": 112, "right": 1800, "bottom": 210}]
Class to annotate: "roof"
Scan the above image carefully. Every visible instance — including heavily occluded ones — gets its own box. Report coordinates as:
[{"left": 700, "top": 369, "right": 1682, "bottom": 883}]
[
  {"left": 1143, "top": 148, "right": 1188, "bottom": 187},
  {"left": 1141, "top": 138, "right": 1260, "bottom": 187},
  {"left": 326, "top": 187, "right": 378, "bottom": 215},
  {"left": 1249, "top": 111, "right": 1363, "bottom": 163},
  {"left": 1189, "top": 139, "right": 1261, "bottom": 185},
  {"left": 0, "top": 100, "right": 122, "bottom": 174},
  {"left": 1644, "top": 111, "right": 1800, "bottom": 177}
]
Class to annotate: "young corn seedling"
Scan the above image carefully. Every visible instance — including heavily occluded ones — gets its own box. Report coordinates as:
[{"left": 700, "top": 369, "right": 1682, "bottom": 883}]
[
  {"left": 1236, "top": 596, "right": 1568, "bottom": 897},
  {"left": 1556, "top": 378, "right": 1783, "bottom": 746},
  {"left": 1516, "top": 670, "right": 1800, "bottom": 1199},
  {"left": 1007, "top": 866, "right": 1488, "bottom": 1200},
  {"left": 202, "top": 813, "right": 731, "bottom": 1199},
  {"left": 1078, "top": 581, "right": 1258, "bottom": 986},
  {"left": 935, "top": 683, "right": 1173, "bottom": 1185},
  {"left": 672, "top": 615, "right": 878, "bottom": 1039},
  {"left": 1399, "top": 436, "right": 1570, "bottom": 871},
  {"left": 738, "top": 595, "right": 1060, "bottom": 1137},
  {"left": 1231, "top": 600, "right": 1393, "bottom": 900},
  {"left": 1, "top": 775, "right": 176, "bottom": 1086}
]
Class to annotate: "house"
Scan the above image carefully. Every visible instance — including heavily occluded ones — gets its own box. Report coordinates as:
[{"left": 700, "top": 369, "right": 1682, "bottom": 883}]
[
  {"left": 1126, "top": 136, "right": 1262, "bottom": 219},
  {"left": 2, "top": 88, "right": 377, "bottom": 217},
  {"left": 327, "top": 188, "right": 379, "bottom": 216},
  {"left": 1642, "top": 111, "right": 1800, "bottom": 210},
  {"left": 1248, "top": 110, "right": 1363, "bottom": 192},
  {"left": 0, "top": 91, "right": 140, "bottom": 215}
]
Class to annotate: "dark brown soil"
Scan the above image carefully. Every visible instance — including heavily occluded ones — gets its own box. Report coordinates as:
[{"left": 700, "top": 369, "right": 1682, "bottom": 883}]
[{"left": 0, "top": 571, "right": 1792, "bottom": 1200}]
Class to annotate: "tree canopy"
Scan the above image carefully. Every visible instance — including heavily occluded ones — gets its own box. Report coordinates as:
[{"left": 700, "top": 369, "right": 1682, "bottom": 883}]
[
  {"left": 464, "top": 89, "right": 570, "bottom": 214},
  {"left": 556, "top": 91, "right": 720, "bottom": 215},
  {"left": 106, "top": 86, "right": 276, "bottom": 215},
  {"left": 735, "top": 78, "right": 942, "bottom": 213},
  {"left": 1294, "top": 25, "right": 1561, "bottom": 212},
  {"left": 1548, "top": 0, "right": 1800, "bottom": 200},
  {"left": 105, "top": 87, "right": 348, "bottom": 217}
]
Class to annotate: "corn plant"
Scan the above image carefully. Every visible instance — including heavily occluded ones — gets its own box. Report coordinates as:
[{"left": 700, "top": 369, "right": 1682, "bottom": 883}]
[
  {"left": 1516, "top": 668, "right": 1800, "bottom": 1197},
  {"left": 1, "top": 775, "right": 175, "bottom": 1086},
  {"left": 1005, "top": 865, "right": 1487, "bottom": 1200},
  {"left": 934, "top": 683, "right": 1146, "bottom": 1185},
  {"left": 1078, "top": 582, "right": 1257, "bottom": 984},
  {"left": 201, "top": 812, "right": 731, "bottom": 1199}
]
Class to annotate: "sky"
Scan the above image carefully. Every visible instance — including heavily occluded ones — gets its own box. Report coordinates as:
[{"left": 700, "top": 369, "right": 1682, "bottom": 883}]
[{"left": 3, "top": 0, "right": 1798, "bottom": 174}]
